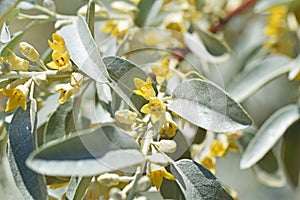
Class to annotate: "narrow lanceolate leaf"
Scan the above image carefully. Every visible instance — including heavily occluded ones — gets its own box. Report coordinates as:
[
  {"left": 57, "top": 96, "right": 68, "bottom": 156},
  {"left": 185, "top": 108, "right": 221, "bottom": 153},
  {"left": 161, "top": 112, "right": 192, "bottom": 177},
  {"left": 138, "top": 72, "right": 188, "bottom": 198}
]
[
  {"left": 44, "top": 101, "right": 73, "bottom": 144},
  {"left": 240, "top": 129, "right": 286, "bottom": 187},
  {"left": 66, "top": 176, "right": 92, "bottom": 200},
  {"left": 254, "top": 0, "right": 294, "bottom": 12},
  {"left": 281, "top": 120, "right": 300, "bottom": 187},
  {"left": 240, "top": 104, "right": 300, "bottom": 169},
  {"left": 0, "top": 31, "right": 24, "bottom": 56},
  {"left": 103, "top": 56, "right": 148, "bottom": 113},
  {"left": 226, "top": 55, "right": 293, "bottom": 102},
  {"left": 171, "top": 159, "right": 233, "bottom": 200},
  {"left": 8, "top": 101, "right": 47, "bottom": 200},
  {"left": 168, "top": 79, "right": 252, "bottom": 133},
  {"left": 192, "top": 23, "right": 230, "bottom": 57},
  {"left": 26, "top": 126, "right": 145, "bottom": 176},
  {"left": 135, "top": 0, "right": 163, "bottom": 27},
  {"left": 59, "top": 16, "right": 109, "bottom": 83}
]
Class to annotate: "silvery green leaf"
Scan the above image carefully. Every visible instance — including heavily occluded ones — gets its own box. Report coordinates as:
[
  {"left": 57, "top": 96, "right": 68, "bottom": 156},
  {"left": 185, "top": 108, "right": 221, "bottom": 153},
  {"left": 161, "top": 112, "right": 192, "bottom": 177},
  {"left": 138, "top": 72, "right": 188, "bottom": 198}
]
[
  {"left": 240, "top": 104, "right": 300, "bottom": 169},
  {"left": 168, "top": 79, "right": 252, "bottom": 132}
]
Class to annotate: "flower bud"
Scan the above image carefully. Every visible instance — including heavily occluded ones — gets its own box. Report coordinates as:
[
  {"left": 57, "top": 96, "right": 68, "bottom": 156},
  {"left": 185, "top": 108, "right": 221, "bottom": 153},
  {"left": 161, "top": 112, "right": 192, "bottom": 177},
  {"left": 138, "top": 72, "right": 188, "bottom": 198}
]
[
  {"left": 109, "top": 187, "right": 125, "bottom": 200},
  {"left": 115, "top": 109, "right": 137, "bottom": 124},
  {"left": 97, "top": 173, "right": 120, "bottom": 187},
  {"left": 137, "top": 176, "right": 152, "bottom": 192},
  {"left": 86, "top": 181, "right": 101, "bottom": 200},
  {"left": 158, "top": 139, "right": 177, "bottom": 153},
  {"left": 70, "top": 72, "right": 83, "bottom": 89},
  {"left": 19, "top": 42, "right": 40, "bottom": 62}
]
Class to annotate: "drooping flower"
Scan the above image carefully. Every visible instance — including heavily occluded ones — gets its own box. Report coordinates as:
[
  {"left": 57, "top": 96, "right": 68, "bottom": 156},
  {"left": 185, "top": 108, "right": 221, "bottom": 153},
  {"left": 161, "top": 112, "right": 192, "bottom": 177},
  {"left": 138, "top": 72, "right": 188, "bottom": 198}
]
[
  {"left": 47, "top": 50, "right": 72, "bottom": 72},
  {"left": 133, "top": 77, "right": 156, "bottom": 100},
  {"left": 159, "top": 112, "right": 178, "bottom": 138},
  {"left": 148, "top": 169, "right": 175, "bottom": 189},
  {"left": 0, "top": 84, "right": 28, "bottom": 112},
  {"left": 47, "top": 33, "right": 72, "bottom": 71},
  {"left": 199, "top": 155, "right": 216, "bottom": 174},
  {"left": 54, "top": 83, "right": 74, "bottom": 104},
  {"left": 151, "top": 59, "right": 173, "bottom": 84},
  {"left": 48, "top": 33, "right": 66, "bottom": 52},
  {"left": 210, "top": 140, "right": 228, "bottom": 157},
  {"left": 140, "top": 97, "right": 166, "bottom": 123},
  {"left": 0, "top": 49, "right": 29, "bottom": 71}
]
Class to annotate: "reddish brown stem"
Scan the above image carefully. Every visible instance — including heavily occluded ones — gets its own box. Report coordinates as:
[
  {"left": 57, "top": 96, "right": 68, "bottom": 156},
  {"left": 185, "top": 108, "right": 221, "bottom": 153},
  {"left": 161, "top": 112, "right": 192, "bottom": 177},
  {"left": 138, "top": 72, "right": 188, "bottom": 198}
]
[{"left": 209, "top": 0, "right": 257, "bottom": 33}]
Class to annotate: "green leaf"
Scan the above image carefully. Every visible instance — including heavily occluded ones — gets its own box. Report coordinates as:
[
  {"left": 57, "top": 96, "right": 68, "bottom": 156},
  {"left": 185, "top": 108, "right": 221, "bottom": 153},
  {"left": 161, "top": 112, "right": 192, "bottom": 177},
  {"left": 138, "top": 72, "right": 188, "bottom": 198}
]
[
  {"left": 254, "top": 0, "right": 294, "bottom": 12},
  {"left": 66, "top": 176, "right": 92, "bottom": 200},
  {"left": 281, "top": 120, "right": 300, "bottom": 187},
  {"left": 240, "top": 130, "right": 286, "bottom": 187},
  {"left": 26, "top": 126, "right": 145, "bottom": 176},
  {"left": 59, "top": 16, "right": 109, "bottom": 83},
  {"left": 171, "top": 159, "right": 233, "bottom": 200},
  {"left": 168, "top": 79, "right": 252, "bottom": 132},
  {"left": 192, "top": 23, "right": 230, "bottom": 57},
  {"left": 8, "top": 101, "right": 47, "bottom": 200},
  {"left": 240, "top": 104, "right": 300, "bottom": 169},
  {"left": 44, "top": 101, "right": 73, "bottom": 144},
  {"left": 226, "top": 55, "right": 293, "bottom": 102},
  {"left": 0, "top": 127, "right": 24, "bottom": 200},
  {"left": 135, "top": 0, "right": 163, "bottom": 27},
  {"left": 103, "top": 56, "right": 148, "bottom": 113}
]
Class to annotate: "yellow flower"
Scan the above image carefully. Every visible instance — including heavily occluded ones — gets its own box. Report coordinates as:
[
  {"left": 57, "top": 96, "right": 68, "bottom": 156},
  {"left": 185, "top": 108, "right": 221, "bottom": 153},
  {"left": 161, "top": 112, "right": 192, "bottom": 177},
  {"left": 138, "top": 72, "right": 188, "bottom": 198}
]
[
  {"left": 0, "top": 85, "right": 28, "bottom": 112},
  {"left": 48, "top": 33, "right": 66, "bottom": 52},
  {"left": 47, "top": 50, "right": 72, "bottom": 72},
  {"left": 86, "top": 181, "right": 102, "bottom": 200},
  {"left": 164, "top": 12, "right": 187, "bottom": 33},
  {"left": 200, "top": 155, "right": 216, "bottom": 174},
  {"left": 140, "top": 97, "right": 166, "bottom": 123},
  {"left": 101, "top": 20, "right": 117, "bottom": 34},
  {"left": 148, "top": 169, "right": 175, "bottom": 189},
  {"left": 111, "top": 20, "right": 132, "bottom": 43},
  {"left": 151, "top": 59, "right": 173, "bottom": 84},
  {"left": 133, "top": 77, "right": 156, "bottom": 100},
  {"left": 210, "top": 140, "right": 228, "bottom": 157},
  {"left": 54, "top": 83, "right": 74, "bottom": 104},
  {"left": 1, "top": 49, "right": 29, "bottom": 71},
  {"left": 159, "top": 112, "right": 178, "bottom": 138}
]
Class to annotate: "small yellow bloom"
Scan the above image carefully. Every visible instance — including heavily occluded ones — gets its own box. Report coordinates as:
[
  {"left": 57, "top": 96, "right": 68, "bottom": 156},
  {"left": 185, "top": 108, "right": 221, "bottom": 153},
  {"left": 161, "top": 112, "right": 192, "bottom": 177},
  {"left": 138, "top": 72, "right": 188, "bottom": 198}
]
[
  {"left": 148, "top": 169, "right": 175, "bottom": 189},
  {"left": 140, "top": 97, "right": 166, "bottom": 123},
  {"left": 151, "top": 59, "right": 173, "bottom": 84},
  {"left": 54, "top": 83, "right": 74, "bottom": 104},
  {"left": 101, "top": 20, "right": 117, "bottom": 34},
  {"left": 133, "top": 78, "right": 156, "bottom": 100},
  {"left": 111, "top": 20, "right": 131, "bottom": 43},
  {"left": 159, "top": 112, "right": 178, "bottom": 138},
  {"left": 48, "top": 33, "right": 66, "bottom": 52},
  {"left": 1, "top": 50, "right": 29, "bottom": 71},
  {"left": 210, "top": 141, "right": 228, "bottom": 157},
  {"left": 18, "top": 42, "right": 40, "bottom": 62},
  {"left": 200, "top": 155, "right": 216, "bottom": 174},
  {"left": 0, "top": 85, "right": 28, "bottom": 112},
  {"left": 47, "top": 50, "right": 72, "bottom": 72},
  {"left": 164, "top": 12, "right": 187, "bottom": 33}
]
